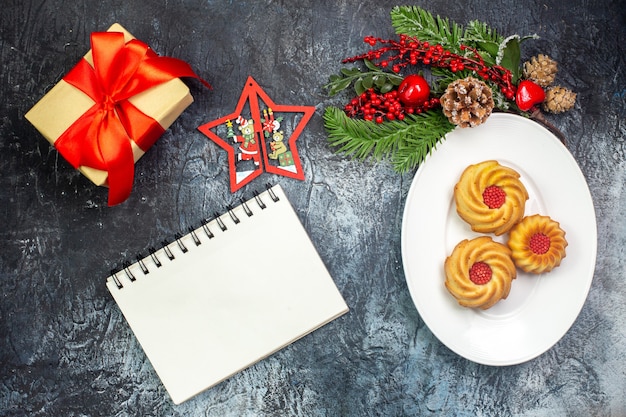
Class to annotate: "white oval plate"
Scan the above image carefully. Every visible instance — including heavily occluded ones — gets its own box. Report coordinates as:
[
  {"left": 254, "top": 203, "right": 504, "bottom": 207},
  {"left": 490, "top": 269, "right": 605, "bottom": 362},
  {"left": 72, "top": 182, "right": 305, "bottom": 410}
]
[{"left": 401, "top": 113, "right": 597, "bottom": 366}]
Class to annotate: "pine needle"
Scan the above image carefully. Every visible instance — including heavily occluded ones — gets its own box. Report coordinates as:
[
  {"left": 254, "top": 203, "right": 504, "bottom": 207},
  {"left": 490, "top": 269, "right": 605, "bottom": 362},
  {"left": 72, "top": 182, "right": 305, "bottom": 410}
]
[
  {"left": 323, "top": 106, "right": 455, "bottom": 173},
  {"left": 390, "top": 6, "right": 464, "bottom": 52}
]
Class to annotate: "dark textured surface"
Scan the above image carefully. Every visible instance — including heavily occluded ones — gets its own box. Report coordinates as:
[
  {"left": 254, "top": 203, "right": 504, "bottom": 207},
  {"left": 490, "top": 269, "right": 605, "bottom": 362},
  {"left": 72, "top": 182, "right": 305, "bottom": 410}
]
[{"left": 1, "top": 0, "right": 625, "bottom": 416}]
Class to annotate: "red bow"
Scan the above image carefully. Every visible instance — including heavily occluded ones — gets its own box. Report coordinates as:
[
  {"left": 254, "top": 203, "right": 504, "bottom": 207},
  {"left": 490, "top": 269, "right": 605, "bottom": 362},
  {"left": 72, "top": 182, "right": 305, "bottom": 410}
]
[{"left": 55, "top": 31, "right": 209, "bottom": 206}]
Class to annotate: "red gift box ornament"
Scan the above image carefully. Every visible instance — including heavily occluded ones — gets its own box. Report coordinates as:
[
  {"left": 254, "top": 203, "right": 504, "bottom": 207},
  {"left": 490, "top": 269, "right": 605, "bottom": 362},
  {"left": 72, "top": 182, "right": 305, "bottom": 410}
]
[{"left": 55, "top": 31, "right": 210, "bottom": 206}]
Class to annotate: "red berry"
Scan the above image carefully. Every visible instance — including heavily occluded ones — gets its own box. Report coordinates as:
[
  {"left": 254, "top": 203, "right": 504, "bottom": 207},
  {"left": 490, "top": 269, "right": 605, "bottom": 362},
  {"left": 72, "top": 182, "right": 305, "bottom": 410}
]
[
  {"left": 397, "top": 74, "right": 430, "bottom": 106},
  {"left": 529, "top": 233, "right": 551, "bottom": 254},
  {"left": 469, "top": 262, "right": 492, "bottom": 285},
  {"left": 482, "top": 185, "right": 506, "bottom": 209}
]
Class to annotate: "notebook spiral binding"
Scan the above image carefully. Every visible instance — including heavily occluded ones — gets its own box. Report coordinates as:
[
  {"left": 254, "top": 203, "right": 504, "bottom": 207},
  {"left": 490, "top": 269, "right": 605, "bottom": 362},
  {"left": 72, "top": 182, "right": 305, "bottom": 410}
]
[{"left": 110, "top": 183, "right": 280, "bottom": 289}]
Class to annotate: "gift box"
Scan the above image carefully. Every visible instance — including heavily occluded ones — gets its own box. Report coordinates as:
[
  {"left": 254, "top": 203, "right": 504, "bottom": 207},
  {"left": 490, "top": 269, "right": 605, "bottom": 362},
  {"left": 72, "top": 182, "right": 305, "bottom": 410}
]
[
  {"left": 25, "top": 23, "right": 206, "bottom": 205},
  {"left": 278, "top": 151, "right": 294, "bottom": 167}
]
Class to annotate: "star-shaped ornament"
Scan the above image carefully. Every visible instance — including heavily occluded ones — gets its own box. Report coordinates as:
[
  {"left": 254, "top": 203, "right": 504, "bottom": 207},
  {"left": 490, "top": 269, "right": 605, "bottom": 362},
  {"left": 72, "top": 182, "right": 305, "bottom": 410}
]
[{"left": 198, "top": 76, "right": 315, "bottom": 192}]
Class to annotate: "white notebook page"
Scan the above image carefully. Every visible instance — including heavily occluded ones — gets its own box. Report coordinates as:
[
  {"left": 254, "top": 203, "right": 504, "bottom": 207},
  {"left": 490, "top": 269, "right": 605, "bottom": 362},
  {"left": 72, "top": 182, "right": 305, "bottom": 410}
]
[{"left": 106, "top": 184, "right": 349, "bottom": 404}]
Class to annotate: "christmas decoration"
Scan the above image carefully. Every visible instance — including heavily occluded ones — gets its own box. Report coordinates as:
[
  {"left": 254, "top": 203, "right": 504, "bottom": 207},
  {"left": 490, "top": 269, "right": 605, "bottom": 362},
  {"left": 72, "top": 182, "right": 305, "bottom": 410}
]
[
  {"left": 198, "top": 76, "right": 314, "bottom": 192},
  {"left": 343, "top": 87, "right": 440, "bottom": 123},
  {"left": 523, "top": 54, "right": 558, "bottom": 87},
  {"left": 515, "top": 80, "right": 546, "bottom": 112},
  {"left": 543, "top": 86, "right": 577, "bottom": 114},
  {"left": 441, "top": 77, "right": 494, "bottom": 128},
  {"left": 323, "top": 6, "right": 578, "bottom": 172},
  {"left": 25, "top": 23, "right": 210, "bottom": 206},
  {"left": 398, "top": 74, "right": 431, "bottom": 106}
]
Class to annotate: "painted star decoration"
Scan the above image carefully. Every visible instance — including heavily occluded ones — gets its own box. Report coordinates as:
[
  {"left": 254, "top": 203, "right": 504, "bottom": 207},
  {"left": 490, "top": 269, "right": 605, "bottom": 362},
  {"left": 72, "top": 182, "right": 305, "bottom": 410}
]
[{"left": 198, "top": 76, "right": 315, "bottom": 192}]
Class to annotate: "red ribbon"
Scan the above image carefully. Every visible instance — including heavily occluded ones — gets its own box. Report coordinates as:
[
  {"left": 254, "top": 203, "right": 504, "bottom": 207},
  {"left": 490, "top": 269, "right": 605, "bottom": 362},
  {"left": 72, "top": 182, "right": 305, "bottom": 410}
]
[{"left": 55, "top": 31, "right": 210, "bottom": 206}]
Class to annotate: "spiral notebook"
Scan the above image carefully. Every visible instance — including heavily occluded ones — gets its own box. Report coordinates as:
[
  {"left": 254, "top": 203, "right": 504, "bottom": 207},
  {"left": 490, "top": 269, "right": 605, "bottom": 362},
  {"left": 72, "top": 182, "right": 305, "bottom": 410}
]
[{"left": 106, "top": 184, "right": 348, "bottom": 404}]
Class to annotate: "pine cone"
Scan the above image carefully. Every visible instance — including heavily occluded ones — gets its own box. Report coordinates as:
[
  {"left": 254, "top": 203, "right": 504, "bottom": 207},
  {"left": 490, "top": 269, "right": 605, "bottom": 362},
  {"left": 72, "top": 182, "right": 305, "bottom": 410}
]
[
  {"left": 542, "top": 86, "right": 577, "bottom": 113},
  {"left": 523, "top": 54, "right": 558, "bottom": 87},
  {"left": 441, "top": 77, "right": 494, "bottom": 128}
]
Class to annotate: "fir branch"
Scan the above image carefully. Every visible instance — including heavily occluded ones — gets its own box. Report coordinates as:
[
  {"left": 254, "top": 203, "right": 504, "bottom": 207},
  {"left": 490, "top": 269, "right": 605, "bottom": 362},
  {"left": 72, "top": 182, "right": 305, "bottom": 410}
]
[
  {"left": 389, "top": 111, "right": 455, "bottom": 171},
  {"left": 323, "top": 106, "right": 455, "bottom": 173},
  {"left": 462, "top": 20, "right": 504, "bottom": 65},
  {"left": 390, "top": 6, "right": 534, "bottom": 73},
  {"left": 390, "top": 6, "right": 464, "bottom": 52},
  {"left": 464, "top": 20, "right": 503, "bottom": 44}
]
